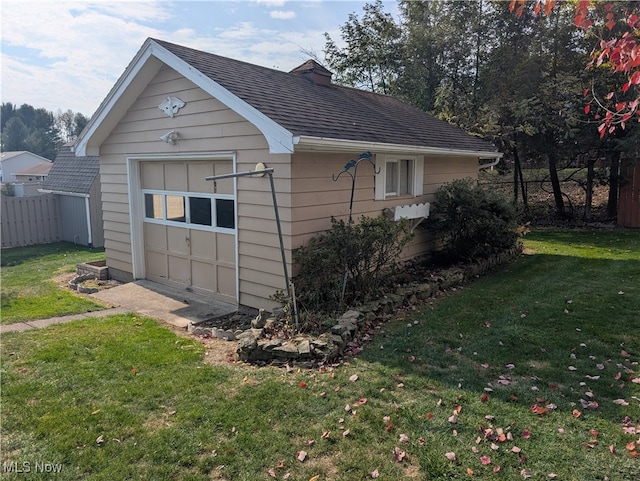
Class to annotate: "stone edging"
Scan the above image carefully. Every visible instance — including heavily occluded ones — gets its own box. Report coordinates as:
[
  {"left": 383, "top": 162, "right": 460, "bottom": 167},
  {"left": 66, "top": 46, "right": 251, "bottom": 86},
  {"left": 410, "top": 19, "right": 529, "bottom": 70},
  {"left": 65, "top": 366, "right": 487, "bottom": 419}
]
[{"left": 189, "top": 247, "right": 522, "bottom": 365}]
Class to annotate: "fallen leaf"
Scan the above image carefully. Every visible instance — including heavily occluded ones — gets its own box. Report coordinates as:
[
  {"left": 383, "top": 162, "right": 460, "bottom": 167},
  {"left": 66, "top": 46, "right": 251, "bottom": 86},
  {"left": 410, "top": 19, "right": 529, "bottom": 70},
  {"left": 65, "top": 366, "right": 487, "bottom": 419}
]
[
  {"left": 349, "top": 374, "right": 359, "bottom": 382},
  {"left": 521, "top": 468, "right": 533, "bottom": 479},
  {"left": 96, "top": 435, "right": 104, "bottom": 445},
  {"left": 481, "top": 394, "right": 489, "bottom": 403},
  {"left": 548, "top": 473, "right": 558, "bottom": 479},
  {"left": 297, "top": 450, "right": 307, "bottom": 462},
  {"left": 418, "top": 437, "right": 425, "bottom": 445},
  {"left": 613, "top": 399, "right": 629, "bottom": 406},
  {"left": 309, "top": 476, "right": 320, "bottom": 481},
  {"left": 371, "top": 469, "right": 380, "bottom": 478},
  {"left": 345, "top": 404, "right": 351, "bottom": 412},
  {"left": 321, "top": 431, "right": 330, "bottom": 439},
  {"left": 626, "top": 441, "right": 636, "bottom": 451},
  {"left": 399, "top": 433, "right": 409, "bottom": 444},
  {"left": 568, "top": 366, "right": 578, "bottom": 371},
  {"left": 493, "top": 466, "right": 501, "bottom": 473},
  {"left": 512, "top": 446, "right": 522, "bottom": 453},
  {"left": 480, "top": 455, "right": 491, "bottom": 465},
  {"left": 408, "top": 355, "right": 416, "bottom": 362},
  {"left": 282, "top": 473, "right": 290, "bottom": 480},
  {"left": 268, "top": 468, "right": 277, "bottom": 478},
  {"left": 299, "top": 381, "right": 307, "bottom": 388},
  {"left": 445, "top": 452, "right": 457, "bottom": 461},
  {"left": 609, "top": 444, "right": 616, "bottom": 455},
  {"left": 393, "top": 446, "right": 406, "bottom": 462},
  {"left": 572, "top": 409, "right": 582, "bottom": 418},
  {"left": 277, "top": 460, "right": 286, "bottom": 468},
  {"left": 427, "top": 413, "right": 434, "bottom": 420},
  {"left": 448, "top": 415, "right": 458, "bottom": 424},
  {"left": 521, "top": 429, "right": 531, "bottom": 439},
  {"left": 467, "top": 467, "right": 474, "bottom": 476},
  {"left": 343, "top": 429, "right": 351, "bottom": 437}
]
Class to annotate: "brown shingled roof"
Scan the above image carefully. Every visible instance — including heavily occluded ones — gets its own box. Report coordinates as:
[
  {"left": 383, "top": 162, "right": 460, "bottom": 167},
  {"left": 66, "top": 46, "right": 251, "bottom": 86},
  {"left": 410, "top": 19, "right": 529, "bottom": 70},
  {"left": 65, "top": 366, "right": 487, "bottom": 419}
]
[{"left": 153, "top": 39, "right": 497, "bottom": 154}]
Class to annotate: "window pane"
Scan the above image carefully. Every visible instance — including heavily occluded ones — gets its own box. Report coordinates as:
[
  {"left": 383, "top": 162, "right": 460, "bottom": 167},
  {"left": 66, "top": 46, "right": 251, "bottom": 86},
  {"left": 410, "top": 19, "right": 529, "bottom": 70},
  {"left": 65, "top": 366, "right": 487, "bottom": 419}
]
[
  {"left": 189, "top": 197, "right": 212, "bottom": 226},
  {"left": 399, "top": 159, "right": 413, "bottom": 195},
  {"left": 385, "top": 162, "right": 398, "bottom": 195},
  {"left": 144, "top": 193, "right": 163, "bottom": 219},
  {"left": 216, "top": 199, "right": 235, "bottom": 229},
  {"left": 166, "top": 195, "right": 186, "bottom": 222}
]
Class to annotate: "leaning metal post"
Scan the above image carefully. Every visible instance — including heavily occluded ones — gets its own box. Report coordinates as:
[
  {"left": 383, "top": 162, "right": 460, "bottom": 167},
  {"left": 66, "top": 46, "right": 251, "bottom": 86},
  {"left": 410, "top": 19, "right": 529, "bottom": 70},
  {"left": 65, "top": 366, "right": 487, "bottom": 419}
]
[{"left": 205, "top": 167, "right": 291, "bottom": 300}]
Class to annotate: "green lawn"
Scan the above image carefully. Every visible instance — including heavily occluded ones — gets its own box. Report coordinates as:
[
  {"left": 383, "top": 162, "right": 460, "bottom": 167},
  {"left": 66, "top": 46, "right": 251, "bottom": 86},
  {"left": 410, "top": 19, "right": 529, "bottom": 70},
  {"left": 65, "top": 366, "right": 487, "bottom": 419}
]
[
  {"left": 1, "top": 242, "right": 107, "bottom": 324},
  {"left": 1, "top": 230, "right": 639, "bottom": 480}
]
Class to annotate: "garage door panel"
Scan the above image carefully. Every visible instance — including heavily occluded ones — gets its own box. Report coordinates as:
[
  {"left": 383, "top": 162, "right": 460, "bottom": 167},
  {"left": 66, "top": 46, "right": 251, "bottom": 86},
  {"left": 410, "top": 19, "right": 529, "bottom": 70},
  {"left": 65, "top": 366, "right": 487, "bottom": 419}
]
[
  {"left": 146, "top": 250, "right": 167, "bottom": 279},
  {"left": 141, "top": 163, "right": 164, "bottom": 190},
  {"left": 144, "top": 223, "right": 166, "bottom": 250},
  {"left": 190, "top": 229, "right": 215, "bottom": 260},
  {"left": 216, "top": 233, "right": 235, "bottom": 264},
  {"left": 165, "top": 163, "right": 188, "bottom": 191},
  {"left": 217, "top": 265, "right": 236, "bottom": 299},
  {"left": 188, "top": 163, "right": 215, "bottom": 193},
  {"left": 191, "top": 260, "right": 215, "bottom": 295},
  {"left": 167, "top": 226, "right": 189, "bottom": 255},
  {"left": 167, "top": 255, "right": 190, "bottom": 285}
]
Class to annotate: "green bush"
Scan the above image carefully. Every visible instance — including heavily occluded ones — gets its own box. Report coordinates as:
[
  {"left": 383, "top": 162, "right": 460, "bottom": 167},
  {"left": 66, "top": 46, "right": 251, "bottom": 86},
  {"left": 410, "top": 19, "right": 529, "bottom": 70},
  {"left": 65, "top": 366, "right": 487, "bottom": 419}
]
[
  {"left": 426, "top": 178, "right": 518, "bottom": 263},
  {"left": 291, "top": 215, "right": 413, "bottom": 314}
]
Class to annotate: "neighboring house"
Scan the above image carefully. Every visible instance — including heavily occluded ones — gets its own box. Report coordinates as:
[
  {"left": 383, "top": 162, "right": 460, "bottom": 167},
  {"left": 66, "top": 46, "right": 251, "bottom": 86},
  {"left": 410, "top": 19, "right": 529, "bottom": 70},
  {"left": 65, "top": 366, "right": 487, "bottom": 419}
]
[
  {"left": 75, "top": 38, "right": 501, "bottom": 310},
  {"left": 9, "top": 162, "right": 53, "bottom": 196},
  {"left": 40, "top": 144, "right": 104, "bottom": 247},
  {"left": 0, "top": 151, "right": 51, "bottom": 183}
]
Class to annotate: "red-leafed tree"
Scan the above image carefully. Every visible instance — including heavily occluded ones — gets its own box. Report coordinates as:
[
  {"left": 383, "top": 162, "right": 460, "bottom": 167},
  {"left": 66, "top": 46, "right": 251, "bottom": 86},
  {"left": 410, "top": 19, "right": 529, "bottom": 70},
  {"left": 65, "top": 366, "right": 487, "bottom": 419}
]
[{"left": 511, "top": 0, "right": 640, "bottom": 137}]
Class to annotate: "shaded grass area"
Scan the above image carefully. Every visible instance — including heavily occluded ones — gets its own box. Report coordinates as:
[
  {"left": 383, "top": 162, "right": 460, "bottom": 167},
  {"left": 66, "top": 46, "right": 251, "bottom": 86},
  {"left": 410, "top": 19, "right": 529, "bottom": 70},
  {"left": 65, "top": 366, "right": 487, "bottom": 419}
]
[
  {"left": 1, "top": 242, "right": 106, "bottom": 323},
  {"left": 1, "top": 230, "right": 639, "bottom": 480}
]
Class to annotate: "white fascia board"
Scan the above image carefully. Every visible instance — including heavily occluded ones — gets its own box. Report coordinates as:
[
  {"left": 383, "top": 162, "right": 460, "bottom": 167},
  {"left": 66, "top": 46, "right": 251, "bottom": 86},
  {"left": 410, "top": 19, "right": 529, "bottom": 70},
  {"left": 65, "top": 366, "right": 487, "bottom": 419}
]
[
  {"left": 76, "top": 39, "right": 161, "bottom": 156},
  {"left": 293, "top": 135, "right": 503, "bottom": 159},
  {"left": 38, "top": 189, "right": 89, "bottom": 198},
  {"left": 149, "top": 42, "right": 295, "bottom": 154}
]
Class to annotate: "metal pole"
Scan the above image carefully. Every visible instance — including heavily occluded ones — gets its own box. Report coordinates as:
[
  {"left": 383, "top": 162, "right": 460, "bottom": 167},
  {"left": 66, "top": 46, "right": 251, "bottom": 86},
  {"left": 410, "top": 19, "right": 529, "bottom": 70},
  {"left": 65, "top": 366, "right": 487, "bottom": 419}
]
[{"left": 206, "top": 167, "right": 291, "bottom": 298}]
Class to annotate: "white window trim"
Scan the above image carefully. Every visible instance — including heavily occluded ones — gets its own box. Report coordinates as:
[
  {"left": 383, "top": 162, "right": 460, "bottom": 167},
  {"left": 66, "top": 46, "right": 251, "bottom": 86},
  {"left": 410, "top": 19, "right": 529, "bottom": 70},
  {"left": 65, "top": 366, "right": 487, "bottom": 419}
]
[
  {"left": 375, "top": 154, "right": 424, "bottom": 200},
  {"left": 141, "top": 189, "right": 236, "bottom": 234}
]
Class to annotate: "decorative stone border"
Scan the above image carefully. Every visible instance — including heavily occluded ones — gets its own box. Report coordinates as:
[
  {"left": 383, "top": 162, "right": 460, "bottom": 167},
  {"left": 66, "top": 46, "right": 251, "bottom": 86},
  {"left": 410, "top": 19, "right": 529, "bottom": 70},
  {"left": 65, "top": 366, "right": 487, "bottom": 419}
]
[
  {"left": 68, "top": 274, "right": 101, "bottom": 294},
  {"left": 189, "top": 246, "right": 522, "bottom": 365}
]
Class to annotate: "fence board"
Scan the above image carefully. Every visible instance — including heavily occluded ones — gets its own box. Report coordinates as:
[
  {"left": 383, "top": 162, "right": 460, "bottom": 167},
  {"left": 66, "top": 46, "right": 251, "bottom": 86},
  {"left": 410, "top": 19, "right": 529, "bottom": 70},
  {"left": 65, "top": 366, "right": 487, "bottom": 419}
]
[{"left": 1, "top": 194, "right": 63, "bottom": 247}]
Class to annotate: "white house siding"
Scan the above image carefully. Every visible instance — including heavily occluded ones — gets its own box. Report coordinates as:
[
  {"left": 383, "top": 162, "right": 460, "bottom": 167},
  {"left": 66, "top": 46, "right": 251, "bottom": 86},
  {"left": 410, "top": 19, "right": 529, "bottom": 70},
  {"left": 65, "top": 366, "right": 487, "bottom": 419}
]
[{"left": 99, "top": 66, "right": 292, "bottom": 308}]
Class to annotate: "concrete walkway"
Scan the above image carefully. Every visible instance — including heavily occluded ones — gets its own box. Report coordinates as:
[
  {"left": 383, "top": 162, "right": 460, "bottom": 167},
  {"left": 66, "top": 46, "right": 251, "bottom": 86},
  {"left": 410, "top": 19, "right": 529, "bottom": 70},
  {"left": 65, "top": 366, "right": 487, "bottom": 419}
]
[{"left": 1, "top": 280, "right": 237, "bottom": 334}]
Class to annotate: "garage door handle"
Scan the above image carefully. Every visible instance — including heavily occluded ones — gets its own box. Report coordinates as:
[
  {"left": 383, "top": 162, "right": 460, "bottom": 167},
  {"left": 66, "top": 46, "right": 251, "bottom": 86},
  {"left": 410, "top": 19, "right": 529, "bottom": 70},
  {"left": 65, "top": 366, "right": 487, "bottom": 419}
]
[{"left": 185, "top": 236, "right": 190, "bottom": 245}]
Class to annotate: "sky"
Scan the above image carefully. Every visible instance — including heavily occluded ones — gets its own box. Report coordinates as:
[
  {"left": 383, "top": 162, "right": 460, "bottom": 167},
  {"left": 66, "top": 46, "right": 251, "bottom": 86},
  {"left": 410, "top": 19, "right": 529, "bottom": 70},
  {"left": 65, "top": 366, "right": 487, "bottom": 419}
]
[{"left": 1, "top": 0, "right": 399, "bottom": 118}]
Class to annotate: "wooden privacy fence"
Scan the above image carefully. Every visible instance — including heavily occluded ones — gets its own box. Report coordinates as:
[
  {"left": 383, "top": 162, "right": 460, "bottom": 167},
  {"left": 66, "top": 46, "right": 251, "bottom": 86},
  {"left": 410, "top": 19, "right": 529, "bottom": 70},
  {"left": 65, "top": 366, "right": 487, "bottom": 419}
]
[
  {"left": 618, "top": 159, "right": 640, "bottom": 228},
  {"left": 1, "top": 194, "right": 63, "bottom": 248}
]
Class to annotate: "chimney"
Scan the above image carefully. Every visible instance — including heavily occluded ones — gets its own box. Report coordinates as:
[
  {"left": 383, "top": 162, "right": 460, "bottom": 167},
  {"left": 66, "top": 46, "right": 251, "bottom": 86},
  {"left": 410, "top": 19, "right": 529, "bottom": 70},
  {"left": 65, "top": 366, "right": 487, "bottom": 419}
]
[{"left": 289, "top": 60, "right": 333, "bottom": 86}]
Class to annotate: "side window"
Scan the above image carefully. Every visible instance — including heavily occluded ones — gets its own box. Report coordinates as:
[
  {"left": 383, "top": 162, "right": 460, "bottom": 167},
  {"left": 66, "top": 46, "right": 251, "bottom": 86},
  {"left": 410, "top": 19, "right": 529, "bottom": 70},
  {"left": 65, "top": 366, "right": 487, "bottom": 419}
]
[{"left": 375, "top": 155, "right": 424, "bottom": 200}]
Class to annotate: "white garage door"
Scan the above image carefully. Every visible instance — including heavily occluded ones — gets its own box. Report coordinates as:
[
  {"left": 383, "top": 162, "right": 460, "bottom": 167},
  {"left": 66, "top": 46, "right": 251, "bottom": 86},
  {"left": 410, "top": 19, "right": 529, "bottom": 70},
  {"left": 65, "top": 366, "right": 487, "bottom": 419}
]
[{"left": 140, "top": 161, "right": 236, "bottom": 303}]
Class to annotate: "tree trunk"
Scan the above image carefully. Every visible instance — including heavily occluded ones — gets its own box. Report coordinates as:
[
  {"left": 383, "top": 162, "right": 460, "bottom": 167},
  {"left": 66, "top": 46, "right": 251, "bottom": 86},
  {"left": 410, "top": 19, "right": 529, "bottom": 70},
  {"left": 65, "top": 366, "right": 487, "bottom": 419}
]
[
  {"left": 584, "top": 158, "right": 594, "bottom": 221},
  {"left": 548, "top": 149, "right": 565, "bottom": 217},
  {"left": 607, "top": 150, "right": 620, "bottom": 219}
]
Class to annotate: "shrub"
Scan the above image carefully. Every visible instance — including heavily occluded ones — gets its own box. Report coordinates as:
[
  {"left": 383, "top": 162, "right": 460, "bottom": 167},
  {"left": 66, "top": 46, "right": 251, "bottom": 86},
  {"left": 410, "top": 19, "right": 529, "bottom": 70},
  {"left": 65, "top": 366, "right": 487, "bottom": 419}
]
[
  {"left": 291, "top": 215, "right": 413, "bottom": 314},
  {"left": 426, "top": 178, "right": 518, "bottom": 264}
]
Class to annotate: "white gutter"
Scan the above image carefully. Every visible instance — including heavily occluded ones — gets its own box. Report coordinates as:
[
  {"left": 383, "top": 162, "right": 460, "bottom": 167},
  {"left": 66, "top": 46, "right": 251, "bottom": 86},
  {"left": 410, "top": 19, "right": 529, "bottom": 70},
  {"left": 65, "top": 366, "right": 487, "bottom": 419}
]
[
  {"left": 293, "top": 135, "right": 503, "bottom": 159},
  {"left": 478, "top": 157, "right": 502, "bottom": 171}
]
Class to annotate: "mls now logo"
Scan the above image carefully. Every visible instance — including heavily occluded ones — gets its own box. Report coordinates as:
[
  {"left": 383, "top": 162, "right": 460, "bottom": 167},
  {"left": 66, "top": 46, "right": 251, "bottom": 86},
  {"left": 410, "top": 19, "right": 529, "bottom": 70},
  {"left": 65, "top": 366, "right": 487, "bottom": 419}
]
[{"left": 3, "top": 461, "right": 63, "bottom": 473}]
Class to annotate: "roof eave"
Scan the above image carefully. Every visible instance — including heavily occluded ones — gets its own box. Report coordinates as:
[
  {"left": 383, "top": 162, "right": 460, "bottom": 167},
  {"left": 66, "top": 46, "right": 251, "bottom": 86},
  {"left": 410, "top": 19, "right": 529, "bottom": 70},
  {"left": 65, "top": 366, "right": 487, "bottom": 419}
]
[{"left": 293, "top": 135, "right": 503, "bottom": 159}]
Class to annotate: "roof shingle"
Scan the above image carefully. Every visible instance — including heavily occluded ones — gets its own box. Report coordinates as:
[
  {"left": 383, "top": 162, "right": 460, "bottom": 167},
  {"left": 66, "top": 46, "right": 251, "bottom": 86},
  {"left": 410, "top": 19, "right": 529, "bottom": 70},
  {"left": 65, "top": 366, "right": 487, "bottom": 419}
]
[
  {"left": 153, "top": 39, "right": 497, "bottom": 154},
  {"left": 42, "top": 146, "right": 99, "bottom": 194}
]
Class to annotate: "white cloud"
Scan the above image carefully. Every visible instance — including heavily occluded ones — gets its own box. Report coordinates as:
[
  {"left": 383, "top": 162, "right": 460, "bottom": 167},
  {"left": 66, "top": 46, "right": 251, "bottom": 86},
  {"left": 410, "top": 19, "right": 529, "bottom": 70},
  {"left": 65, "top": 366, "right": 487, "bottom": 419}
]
[
  {"left": 270, "top": 10, "right": 296, "bottom": 20},
  {"left": 255, "top": 0, "right": 286, "bottom": 6}
]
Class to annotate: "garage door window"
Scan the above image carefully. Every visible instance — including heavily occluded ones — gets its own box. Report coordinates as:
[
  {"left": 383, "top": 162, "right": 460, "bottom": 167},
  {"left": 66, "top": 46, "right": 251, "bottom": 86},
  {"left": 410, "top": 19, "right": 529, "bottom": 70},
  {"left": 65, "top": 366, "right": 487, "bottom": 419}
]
[{"left": 143, "top": 191, "right": 235, "bottom": 232}]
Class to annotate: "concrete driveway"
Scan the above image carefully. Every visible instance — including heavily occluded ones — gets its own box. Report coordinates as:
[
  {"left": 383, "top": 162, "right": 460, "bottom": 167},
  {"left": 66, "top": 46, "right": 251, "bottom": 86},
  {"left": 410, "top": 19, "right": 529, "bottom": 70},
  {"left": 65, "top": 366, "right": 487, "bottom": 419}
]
[{"left": 91, "top": 280, "right": 237, "bottom": 329}]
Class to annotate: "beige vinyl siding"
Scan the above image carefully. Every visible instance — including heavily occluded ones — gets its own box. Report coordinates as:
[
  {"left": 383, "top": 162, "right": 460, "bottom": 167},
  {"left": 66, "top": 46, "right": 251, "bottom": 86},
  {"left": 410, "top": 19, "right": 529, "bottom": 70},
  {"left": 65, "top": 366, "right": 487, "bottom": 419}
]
[
  {"left": 99, "top": 65, "right": 292, "bottom": 309},
  {"left": 289, "top": 152, "right": 480, "bottom": 263}
]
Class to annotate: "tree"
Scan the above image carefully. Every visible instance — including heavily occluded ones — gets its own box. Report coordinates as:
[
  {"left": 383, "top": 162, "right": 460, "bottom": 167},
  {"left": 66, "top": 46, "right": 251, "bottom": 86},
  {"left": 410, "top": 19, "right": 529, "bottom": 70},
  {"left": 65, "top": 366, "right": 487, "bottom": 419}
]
[
  {"left": 1, "top": 117, "right": 29, "bottom": 152},
  {"left": 324, "top": 0, "right": 402, "bottom": 94},
  {"left": 511, "top": 0, "right": 640, "bottom": 137}
]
